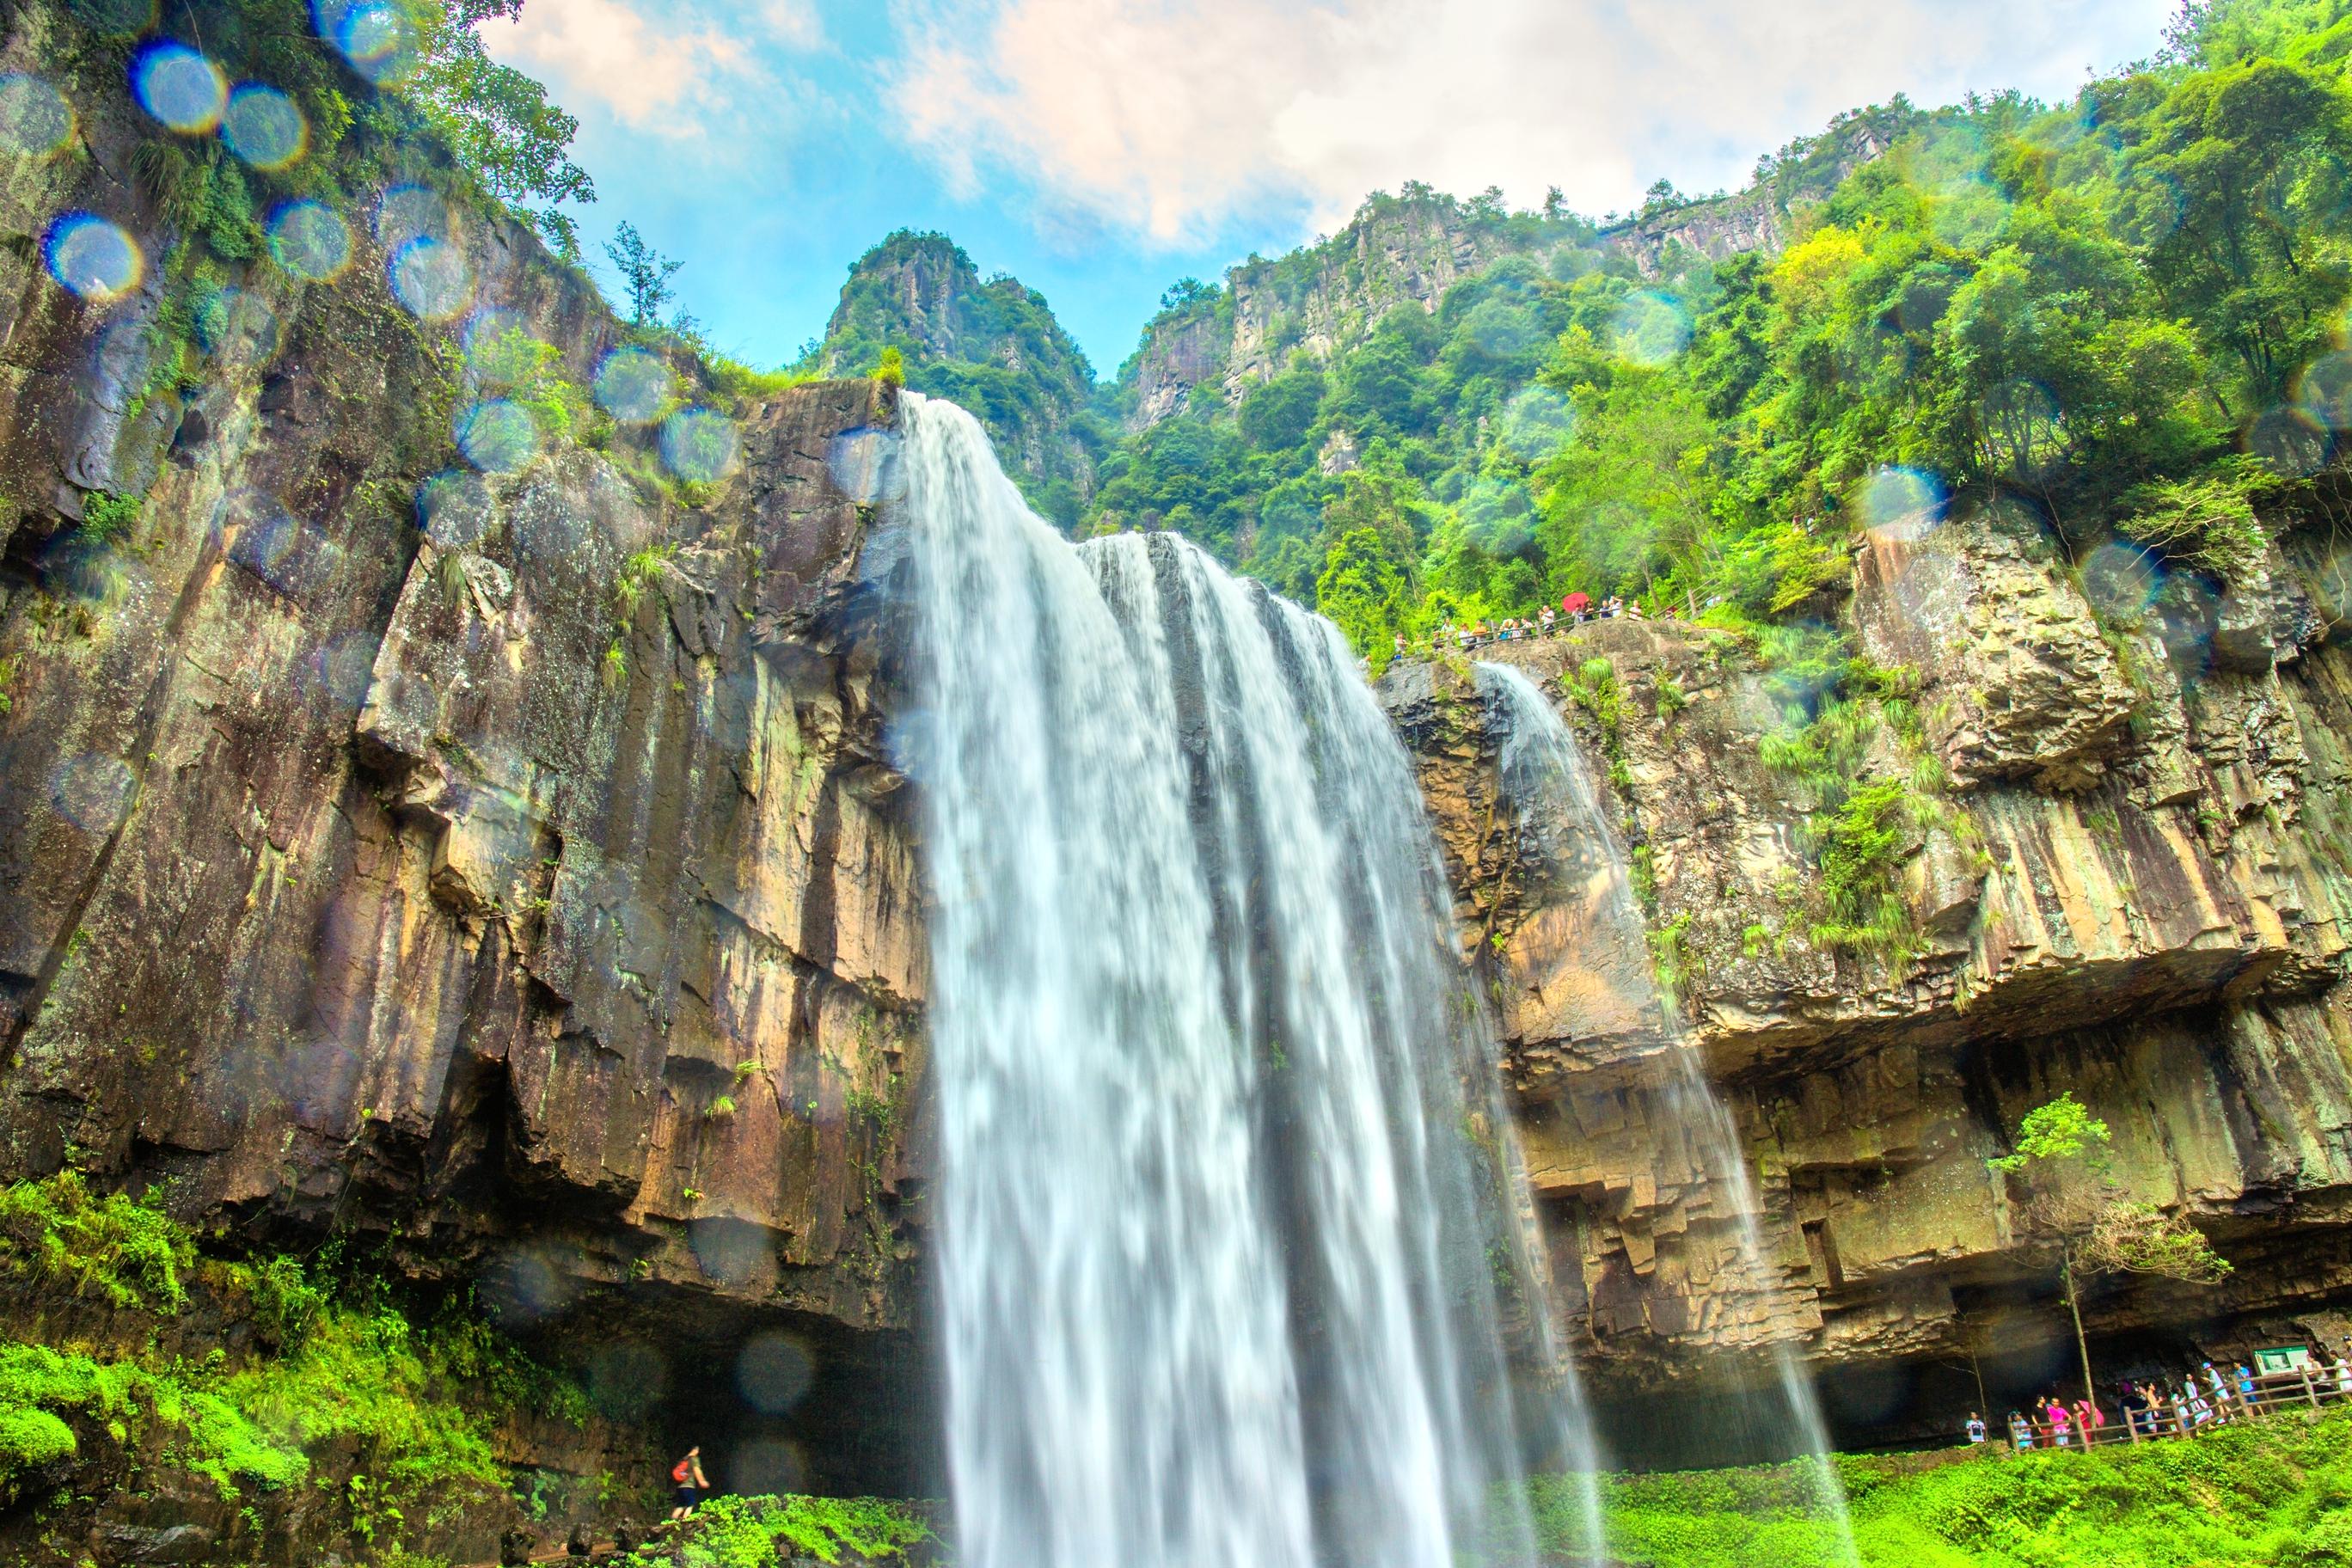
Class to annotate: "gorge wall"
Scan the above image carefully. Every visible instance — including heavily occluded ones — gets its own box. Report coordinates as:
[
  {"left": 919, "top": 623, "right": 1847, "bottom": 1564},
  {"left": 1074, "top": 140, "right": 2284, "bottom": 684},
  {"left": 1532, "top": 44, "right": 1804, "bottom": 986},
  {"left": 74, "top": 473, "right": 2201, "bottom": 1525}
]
[
  {"left": 0, "top": 0, "right": 934, "bottom": 1531},
  {"left": 1379, "top": 499, "right": 2352, "bottom": 1454}
]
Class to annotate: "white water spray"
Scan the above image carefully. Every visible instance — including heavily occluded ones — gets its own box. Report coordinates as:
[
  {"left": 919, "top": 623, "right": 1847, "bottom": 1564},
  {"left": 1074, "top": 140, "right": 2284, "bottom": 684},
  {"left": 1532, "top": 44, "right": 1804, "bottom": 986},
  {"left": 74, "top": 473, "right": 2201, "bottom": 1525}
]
[
  {"left": 890, "top": 396, "right": 1586, "bottom": 1568},
  {"left": 1476, "top": 660, "right": 1857, "bottom": 1564}
]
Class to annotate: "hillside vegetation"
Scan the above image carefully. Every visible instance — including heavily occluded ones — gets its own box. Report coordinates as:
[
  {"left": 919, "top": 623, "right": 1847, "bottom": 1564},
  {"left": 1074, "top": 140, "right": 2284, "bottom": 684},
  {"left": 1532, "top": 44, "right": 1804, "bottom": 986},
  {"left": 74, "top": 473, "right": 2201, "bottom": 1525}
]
[
  {"left": 1540, "top": 1405, "right": 2352, "bottom": 1566},
  {"left": 806, "top": 0, "right": 2352, "bottom": 688}
]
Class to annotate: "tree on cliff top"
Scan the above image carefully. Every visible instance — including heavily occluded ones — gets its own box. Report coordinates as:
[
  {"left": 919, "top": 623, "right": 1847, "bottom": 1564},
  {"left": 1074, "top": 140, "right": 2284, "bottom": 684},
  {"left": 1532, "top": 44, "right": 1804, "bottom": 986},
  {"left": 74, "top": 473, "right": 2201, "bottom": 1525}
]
[{"left": 1991, "top": 1093, "right": 2231, "bottom": 1403}]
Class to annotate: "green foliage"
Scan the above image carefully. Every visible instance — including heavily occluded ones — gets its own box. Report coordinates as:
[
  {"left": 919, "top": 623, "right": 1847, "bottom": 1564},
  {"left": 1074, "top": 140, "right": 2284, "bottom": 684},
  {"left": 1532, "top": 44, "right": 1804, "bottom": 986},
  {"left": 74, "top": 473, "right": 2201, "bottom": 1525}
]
[
  {"left": 0, "top": 1175, "right": 580, "bottom": 1532},
  {"left": 1531, "top": 1404, "right": 2352, "bottom": 1566},
  {"left": 2116, "top": 469, "right": 2269, "bottom": 582},
  {"left": 0, "top": 1172, "right": 190, "bottom": 1314},
  {"left": 1315, "top": 526, "right": 1412, "bottom": 671},
  {"left": 1988, "top": 1092, "right": 2110, "bottom": 1174},
  {"left": 628, "top": 1493, "right": 931, "bottom": 1567},
  {"left": 77, "top": 493, "right": 144, "bottom": 550},
  {"left": 705, "top": 1095, "right": 737, "bottom": 1119},
  {"left": 469, "top": 328, "right": 587, "bottom": 445},
  {"left": 872, "top": 345, "right": 907, "bottom": 389},
  {"left": 401, "top": 3, "right": 597, "bottom": 258}
]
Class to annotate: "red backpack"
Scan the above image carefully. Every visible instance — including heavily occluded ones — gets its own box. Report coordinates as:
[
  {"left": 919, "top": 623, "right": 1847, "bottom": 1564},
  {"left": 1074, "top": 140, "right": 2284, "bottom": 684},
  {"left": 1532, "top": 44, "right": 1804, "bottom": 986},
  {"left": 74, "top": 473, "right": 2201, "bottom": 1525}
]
[{"left": 671, "top": 1456, "right": 693, "bottom": 1484}]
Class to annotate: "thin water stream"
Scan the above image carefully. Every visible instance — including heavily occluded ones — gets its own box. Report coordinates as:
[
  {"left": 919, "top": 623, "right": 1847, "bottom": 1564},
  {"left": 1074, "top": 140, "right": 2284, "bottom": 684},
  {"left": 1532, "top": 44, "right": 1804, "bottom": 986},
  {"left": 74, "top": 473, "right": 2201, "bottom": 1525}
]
[
  {"left": 1477, "top": 659, "right": 1858, "bottom": 1565},
  {"left": 888, "top": 395, "right": 1602, "bottom": 1568}
]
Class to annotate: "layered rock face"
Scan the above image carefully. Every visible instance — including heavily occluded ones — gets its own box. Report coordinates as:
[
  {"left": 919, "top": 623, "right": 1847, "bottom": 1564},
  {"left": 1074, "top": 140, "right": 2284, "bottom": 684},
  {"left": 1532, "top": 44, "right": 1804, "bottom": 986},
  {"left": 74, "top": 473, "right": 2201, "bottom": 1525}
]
[
  {"left": 1382, "top": 504, "right": 2352, "bottom": 1447},
  {"left": 0, "top": 15, "right": 929, "bottom": 1493}
]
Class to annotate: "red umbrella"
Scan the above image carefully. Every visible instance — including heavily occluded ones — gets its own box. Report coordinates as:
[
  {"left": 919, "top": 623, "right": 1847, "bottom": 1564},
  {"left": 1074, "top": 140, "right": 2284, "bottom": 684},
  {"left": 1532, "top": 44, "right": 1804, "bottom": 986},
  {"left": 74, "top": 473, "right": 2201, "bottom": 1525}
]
[{"left": 1563, "top": 591, "right": 1590, "bottom": 614}]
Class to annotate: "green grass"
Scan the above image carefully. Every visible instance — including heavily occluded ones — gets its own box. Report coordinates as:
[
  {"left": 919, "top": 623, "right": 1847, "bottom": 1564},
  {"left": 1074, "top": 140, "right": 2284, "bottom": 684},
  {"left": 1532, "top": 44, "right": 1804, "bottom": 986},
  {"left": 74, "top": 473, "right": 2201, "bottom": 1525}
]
[
  {"left": 1526, "top": 1407, "right": 2352, "bottom": 1566},
  {"left": 625, "top": 1493, "right": 933, "bottom": 1566}
]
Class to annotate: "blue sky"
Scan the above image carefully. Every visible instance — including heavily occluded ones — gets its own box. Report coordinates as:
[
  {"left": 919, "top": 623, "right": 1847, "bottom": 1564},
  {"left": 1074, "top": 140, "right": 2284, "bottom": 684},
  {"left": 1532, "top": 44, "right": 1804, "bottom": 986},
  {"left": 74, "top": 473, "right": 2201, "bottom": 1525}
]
[{"left": 484, "top": 0, "right": 2183, "bottom": 378}]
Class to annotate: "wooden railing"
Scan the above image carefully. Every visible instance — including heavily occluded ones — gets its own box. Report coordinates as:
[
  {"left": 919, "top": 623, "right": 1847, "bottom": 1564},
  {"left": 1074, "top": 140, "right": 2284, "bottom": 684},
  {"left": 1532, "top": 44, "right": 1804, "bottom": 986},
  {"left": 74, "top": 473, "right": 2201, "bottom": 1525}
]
[{"left": 1999, "top": 1366, "right": 2352, "bottom": 1451}]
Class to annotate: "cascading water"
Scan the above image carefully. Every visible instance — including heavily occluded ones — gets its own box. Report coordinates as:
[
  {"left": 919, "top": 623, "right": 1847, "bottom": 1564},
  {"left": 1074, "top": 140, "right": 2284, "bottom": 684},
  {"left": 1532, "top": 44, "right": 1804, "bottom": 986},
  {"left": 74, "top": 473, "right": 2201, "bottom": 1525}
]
[
  {"left": 885, "top": 393, "right": 1598, "bottom": 1568},
  {"left": 1476, "top": 660, "right": 1857, "bottom": 1562}
]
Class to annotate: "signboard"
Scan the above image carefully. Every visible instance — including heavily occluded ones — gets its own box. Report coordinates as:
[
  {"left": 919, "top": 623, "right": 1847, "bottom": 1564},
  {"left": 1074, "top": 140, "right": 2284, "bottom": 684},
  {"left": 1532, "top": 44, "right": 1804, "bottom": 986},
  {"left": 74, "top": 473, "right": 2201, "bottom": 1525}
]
[{"left": 2255, "top": 1346, "right": 2311, "bottom": 1374}]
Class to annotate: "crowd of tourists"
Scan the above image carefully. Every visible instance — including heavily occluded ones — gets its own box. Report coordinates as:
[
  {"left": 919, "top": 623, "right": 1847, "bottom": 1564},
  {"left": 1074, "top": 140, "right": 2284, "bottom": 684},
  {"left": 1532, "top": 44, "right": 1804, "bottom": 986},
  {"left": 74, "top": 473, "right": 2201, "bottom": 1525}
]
[
  {"left": 1960, "top": 1348, "right": 2352, "bottom": 1452},
  {"left": 1393, "top": 591, "right": 1706, "bottom": 663}
]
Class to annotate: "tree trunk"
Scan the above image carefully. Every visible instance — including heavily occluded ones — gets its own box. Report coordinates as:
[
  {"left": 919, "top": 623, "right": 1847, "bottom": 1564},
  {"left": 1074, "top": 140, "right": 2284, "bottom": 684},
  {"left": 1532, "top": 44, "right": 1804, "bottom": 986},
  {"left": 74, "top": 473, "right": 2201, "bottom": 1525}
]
[{"left": 2063, "top": 1241, "right": 2096, "bottom": 1404}]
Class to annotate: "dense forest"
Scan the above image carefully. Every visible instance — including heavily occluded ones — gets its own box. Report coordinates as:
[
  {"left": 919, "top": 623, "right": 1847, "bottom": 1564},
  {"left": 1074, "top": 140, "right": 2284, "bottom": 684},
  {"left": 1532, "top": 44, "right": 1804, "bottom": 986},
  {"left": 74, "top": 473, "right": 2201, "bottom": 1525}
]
[{"left": 816, "top": 0, "right": 2352, "bottom": 679}]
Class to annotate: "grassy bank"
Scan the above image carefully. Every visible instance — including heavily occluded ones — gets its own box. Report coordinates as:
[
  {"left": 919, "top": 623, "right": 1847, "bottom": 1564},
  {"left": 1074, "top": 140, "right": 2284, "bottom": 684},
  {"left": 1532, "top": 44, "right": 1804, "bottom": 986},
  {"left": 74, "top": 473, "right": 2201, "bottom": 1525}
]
[{"left": 1529, "top": 1406, "right": 2352, "bottom": 1567}]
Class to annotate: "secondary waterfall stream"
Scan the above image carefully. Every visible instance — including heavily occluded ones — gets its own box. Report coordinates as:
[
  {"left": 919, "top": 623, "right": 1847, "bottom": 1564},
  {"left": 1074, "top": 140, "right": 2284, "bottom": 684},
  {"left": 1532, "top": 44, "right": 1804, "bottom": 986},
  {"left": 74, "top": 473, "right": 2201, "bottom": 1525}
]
[
  {"left": 1476, "top": 660, "right": 1857, "bottom": 1562},
  {"left": 888, "top": 395, "right": 1592, "bottom": 1568}
]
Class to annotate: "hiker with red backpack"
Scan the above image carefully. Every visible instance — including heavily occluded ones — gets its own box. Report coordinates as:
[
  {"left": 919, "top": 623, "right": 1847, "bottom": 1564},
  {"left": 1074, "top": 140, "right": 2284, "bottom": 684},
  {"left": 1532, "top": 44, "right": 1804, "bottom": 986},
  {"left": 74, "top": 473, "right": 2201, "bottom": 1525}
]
[{"left": 670, "top": 1445, "right": 709, "bottom": 1520}]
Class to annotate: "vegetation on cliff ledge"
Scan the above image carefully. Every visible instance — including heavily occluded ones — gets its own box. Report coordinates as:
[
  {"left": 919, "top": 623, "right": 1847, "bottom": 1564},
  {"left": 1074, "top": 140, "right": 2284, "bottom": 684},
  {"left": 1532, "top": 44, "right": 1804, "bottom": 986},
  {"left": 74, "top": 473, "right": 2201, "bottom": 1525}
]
[{"left": 0, "top": 1173, "right": 600, "bottom": 1555}]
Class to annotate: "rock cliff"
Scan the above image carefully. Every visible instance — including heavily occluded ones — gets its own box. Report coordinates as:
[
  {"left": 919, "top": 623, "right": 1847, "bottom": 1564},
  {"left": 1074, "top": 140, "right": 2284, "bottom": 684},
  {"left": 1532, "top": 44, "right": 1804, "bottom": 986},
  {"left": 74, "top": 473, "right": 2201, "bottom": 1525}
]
[
  {"left": 0, "top": 0, "right": 932, "bottom": 1510},
  {"left": 1380, "top": 498, "right": 2352, "bottom": 1453}
]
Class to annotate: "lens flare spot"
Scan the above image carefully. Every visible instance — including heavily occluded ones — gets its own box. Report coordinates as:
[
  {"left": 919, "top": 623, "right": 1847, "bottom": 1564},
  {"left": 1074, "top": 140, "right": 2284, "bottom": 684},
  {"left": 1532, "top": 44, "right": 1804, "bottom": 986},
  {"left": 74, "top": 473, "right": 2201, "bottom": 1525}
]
[
  {"left": 332, "top": 0, "right": 418, "bottom": 83},
  {"left": 2297, "top": 352, "right": 2352, "bottom": 430},
  {"left": 266, "top": 200, "right": 350, "bottom": 282},
  {"left": 1853, "top": 466, "right": 1945, "bottom": 543},
  {"left": 733, "top": 1330, "right": 813, "bottom": 1414},
  {"left": 1609, "top": 291, "right": 1692, "bottom": 366},
  {"left": 375, "top": 182, "right": 452, "bottom": 252},
  {"left": 49, "top": 751, "right": 136, "bottom": 836},
  {"left": 307, "top": 630, "right": 379, "bottom": 713},
  {"left": 193, "top": 285, "right": 280, "bottom": 364},
  {"left": 2248, "top": 404, "right": 2331, "bottom": 479},
  {"left": 1497, "top": 384, "right": 1575, "bottom": 463},
  {"left": 593, "top": 347, "right": 672, "bottom": 424},
  {"left": 2079, "top": 542, "right": 2163, "bottom": 623},
  {"left": 826, "top": 427, "right": 903, "bottom": 504},
  {"left": 43, "top": 213, "right": 143, "bottom": 303},
  {"left": 456, "top": 398, "right": 539, "bottom": 475},
  {"left": 222, "top": 83, "right": 306, "bottom": 170},
  {"left": 586, "top": 1342, "right": 668, "bottom": 1421},
  {"left": 416, "top": 469, "right": 495, "bottom": 546},
  {"left": 389, "top": 236, "right": 472, "bottom": 322},
  {"left": 220, "top": 489, "right": 330, "bottom": 597},
  {"left": 659, "top": 407, "right": 738, "bottom": 485},
  {"left": 0, "top": 75, "right": 74, "bottom": 157},
  {"left": 131, "top": 41, "right": 226, "bottom": 135}
]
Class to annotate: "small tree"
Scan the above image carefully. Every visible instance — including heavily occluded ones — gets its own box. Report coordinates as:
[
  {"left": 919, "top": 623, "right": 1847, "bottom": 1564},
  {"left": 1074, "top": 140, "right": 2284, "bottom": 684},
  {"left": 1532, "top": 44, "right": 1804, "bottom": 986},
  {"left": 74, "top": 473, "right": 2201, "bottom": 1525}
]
[
  {"left": 1990, "top": 1093, "right": 2231, "bottom": 1401},
  {"left": 603, "top": 221, "right": 682, "bottom": 328}
]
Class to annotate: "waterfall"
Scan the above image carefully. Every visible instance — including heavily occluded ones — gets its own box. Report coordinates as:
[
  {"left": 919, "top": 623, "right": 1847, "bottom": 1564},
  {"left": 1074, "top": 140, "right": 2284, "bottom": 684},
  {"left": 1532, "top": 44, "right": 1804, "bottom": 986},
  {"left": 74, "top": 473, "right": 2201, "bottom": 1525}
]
[
  {"left": 886, "top": 394, "right": 1581, "bottom": 1568},
  {"left": 1475, "top": 660, "right": 1857, "bottom": 1561}
]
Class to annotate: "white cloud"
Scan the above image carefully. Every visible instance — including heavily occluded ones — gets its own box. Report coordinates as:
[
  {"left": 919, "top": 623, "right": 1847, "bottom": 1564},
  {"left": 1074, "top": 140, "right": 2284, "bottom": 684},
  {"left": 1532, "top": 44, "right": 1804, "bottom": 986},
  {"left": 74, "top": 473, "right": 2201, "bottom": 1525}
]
[
  {"left": 480, "top": 0, "right": 759, "bottom": 134},
  {"left": 887, "top": 0, "right": 2177, "bottom": 243},
  {"left": 757, "top": 0, "right": 828, "bottom": 49}
]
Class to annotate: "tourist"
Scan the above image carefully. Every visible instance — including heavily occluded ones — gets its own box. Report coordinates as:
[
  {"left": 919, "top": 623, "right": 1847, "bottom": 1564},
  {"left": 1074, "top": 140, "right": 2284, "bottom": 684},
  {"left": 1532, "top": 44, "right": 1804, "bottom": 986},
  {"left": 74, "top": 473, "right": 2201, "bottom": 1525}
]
[
  {"left": 1540, "top": 605, "right": 1557, "bottom": 635},
  {"left": 2119, "top": 1381, "right": 2149, "bottom": 1436},
  {"left": 1563, "top": 591, "right": 1590, "bottom": 622},
  {"left": 2144, "top": 1384, "right": 2171, "bottom": 1435},
  {"left": 2336, "top": 1355, "right": 2352, "bottom": 1400},
  {"left": 1626, "top": 599, "right": 1645, "bottom": 621},
  {"left": 2182, "top": 1377, "right": 2212, "bottom": 1430},
  {"left": 2007, "top": 1410, "right": 2033, "bottom": 1450},
  {"left": 1964, "top": 1412, "right": 1988, "bottom": 1446},
  {"left": 2073, "top": 1395, "right": 2102, "bottom": 1443},
  {"left": 2044, "top": 1397, "right": 2072, "bottom": 1447},
  {"left": 2234, "top": 1363, "right": 2258, "bottom": 1412},
  {"left": 2203, "top": 1363, "right": 2234, "bottom": 1422},
  {"left": 670, "top": 1446, "right": 708, "bottom": 1521}
]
